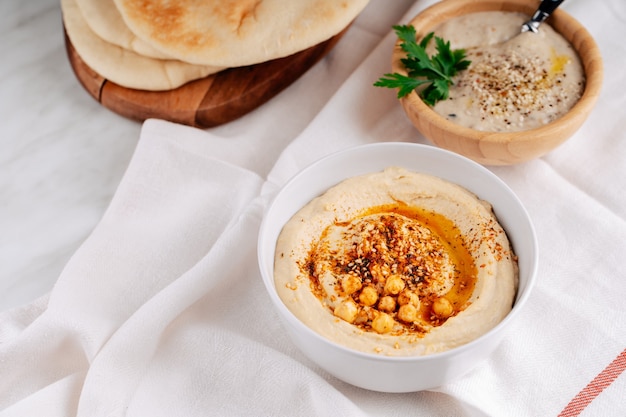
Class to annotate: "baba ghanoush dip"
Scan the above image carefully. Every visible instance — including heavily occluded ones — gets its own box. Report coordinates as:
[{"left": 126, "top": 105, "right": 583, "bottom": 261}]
[
  {"left": 430, "top": 11, "right": 584, "bottom": 132},
  {"left": 274, "top": 167, "right": 518, "bottom": 356}
]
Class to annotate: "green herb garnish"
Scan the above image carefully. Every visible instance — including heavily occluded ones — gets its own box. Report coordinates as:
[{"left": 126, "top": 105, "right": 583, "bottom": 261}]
[{"left": 374, "top": 25, "right": 471, "bottom": 106}]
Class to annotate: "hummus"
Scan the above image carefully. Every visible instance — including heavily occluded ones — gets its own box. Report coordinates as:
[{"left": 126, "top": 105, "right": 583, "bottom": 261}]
[
  {"left": 429, "top": 11, "right": 585, "bottom": 132},
  {"left": 274, "top": 167, "right": 518, "bottom": 356}
]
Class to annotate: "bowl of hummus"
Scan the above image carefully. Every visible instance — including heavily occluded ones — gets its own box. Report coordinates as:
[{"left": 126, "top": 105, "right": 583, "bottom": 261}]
[
  {"left": 258, "top": 142, "right": 538, "bottom": 392},
  {"left": 388, "top": 0, "right": 603, "bottom": 165}
]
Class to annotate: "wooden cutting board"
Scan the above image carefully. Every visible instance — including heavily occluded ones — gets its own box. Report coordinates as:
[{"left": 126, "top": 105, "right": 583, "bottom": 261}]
[{"left": 64, "top": 28, "right": 347, "bottom": 128}]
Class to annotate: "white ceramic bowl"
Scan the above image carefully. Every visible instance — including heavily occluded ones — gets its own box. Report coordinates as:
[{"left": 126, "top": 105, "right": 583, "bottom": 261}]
[{"left": 257, "top": 142, "right": 538, "bottom": 392}]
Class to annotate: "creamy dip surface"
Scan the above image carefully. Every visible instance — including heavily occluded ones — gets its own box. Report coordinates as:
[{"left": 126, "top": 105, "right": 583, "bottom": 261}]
[
  {"left": 274, "top": 167, "right": 518, "bottom": 356},
  {"left": 429, "top": 11, "right": 585, "bottom": 132}
]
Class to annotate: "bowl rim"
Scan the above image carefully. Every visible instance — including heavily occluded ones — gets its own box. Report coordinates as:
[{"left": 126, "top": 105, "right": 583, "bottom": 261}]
[
  {"left": 258, "top": 142, "right": 539, "bottom": 362},
  {"left": 392, "top": 0, "right": 604, "bottom": 145}
]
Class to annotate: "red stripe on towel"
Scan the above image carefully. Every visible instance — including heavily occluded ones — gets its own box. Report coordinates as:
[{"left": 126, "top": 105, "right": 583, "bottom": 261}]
[{"left": 558, "top": 348, "right": 626, "bottom": 417}]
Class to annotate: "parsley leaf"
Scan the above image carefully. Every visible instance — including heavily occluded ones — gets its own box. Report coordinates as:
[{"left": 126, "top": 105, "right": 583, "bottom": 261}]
[{"left": 374, "top": 25, "right": 471, "bottom": 106}]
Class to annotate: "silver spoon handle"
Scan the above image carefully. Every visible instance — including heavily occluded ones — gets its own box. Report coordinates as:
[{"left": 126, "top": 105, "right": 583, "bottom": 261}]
[{"left": 522, "top": 0, "right": 566, "bottom": 33}]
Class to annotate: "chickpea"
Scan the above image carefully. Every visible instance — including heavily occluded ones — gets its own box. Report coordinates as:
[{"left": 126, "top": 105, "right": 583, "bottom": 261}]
[
  {"left": 432, "top": 297, "right": 454, "bottom": 318},
  {"left": 371, "top": 312, "right": 395, "bottom": 334},
  {"left": 341, "top": 275, "right": 362, "bottom": 295},
  {"left": 358, "top": 286, "right": 378, "bottom": 306},
  {"left": 354, "top": 309, "right": 369, "bottom": 325},
  {"left": 384, "top": 275, "right": 405, "bottom": 295},
  {"left": 377, "top": 295, "right": 396, "bottom": 312},
  {"left": 397, "top": 304, "right": 418, "bottom": 323},
  {"left": 397, "top": 290, "right": 420, "bottom": 308},
  {"left": 334, "top": 299, "right": 358, "bottom": 323}
]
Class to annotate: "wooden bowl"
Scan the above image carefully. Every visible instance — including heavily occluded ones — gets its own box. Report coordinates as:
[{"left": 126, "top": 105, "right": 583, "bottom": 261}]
[{"left": 392, "top": 0, "right": 603, "bottom": 165}]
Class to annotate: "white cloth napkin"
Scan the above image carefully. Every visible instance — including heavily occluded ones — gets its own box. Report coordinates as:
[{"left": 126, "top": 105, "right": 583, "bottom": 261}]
[{"left": 2, "top": 0, "right": 626, "bottom": 416}]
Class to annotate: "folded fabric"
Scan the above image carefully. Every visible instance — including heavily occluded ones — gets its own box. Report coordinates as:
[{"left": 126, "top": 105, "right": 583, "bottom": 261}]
[{"left": 0, "top": 122, "right": 266, "bottom": 415}]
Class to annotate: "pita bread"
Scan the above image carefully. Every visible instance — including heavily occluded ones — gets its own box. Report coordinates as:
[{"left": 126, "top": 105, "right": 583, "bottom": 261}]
[
  {"left": 62, "top": 0, "right": 223, "bottom": 91},
  {"left": 113, "top": 0, "right": 369, "bottom": 67},
  {"left": 75, "top": 0, "right": 173, "bottom": 59}
]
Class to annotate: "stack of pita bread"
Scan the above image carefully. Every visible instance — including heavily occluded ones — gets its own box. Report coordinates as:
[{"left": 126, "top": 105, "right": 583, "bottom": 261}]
[{"left": 61, "top": 0, "right": 369, "bottom": 91}]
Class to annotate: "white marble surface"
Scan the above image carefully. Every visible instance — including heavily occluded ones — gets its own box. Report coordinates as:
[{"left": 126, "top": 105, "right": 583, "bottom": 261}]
[
  {"left": 2, "top": 0, "right": 135, "bottom": 311},
  {"left": 0, "top": 0, "right": 417, "bottom": 311}
]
